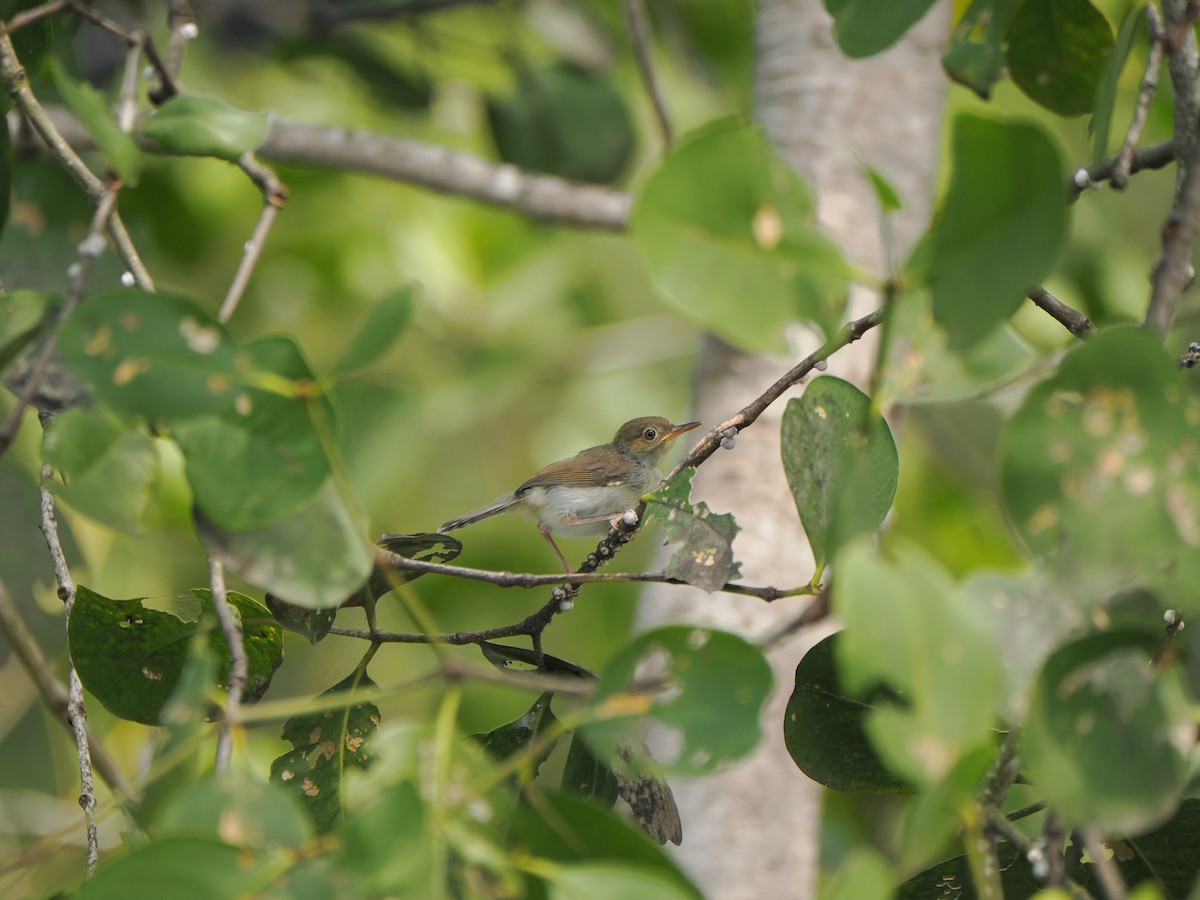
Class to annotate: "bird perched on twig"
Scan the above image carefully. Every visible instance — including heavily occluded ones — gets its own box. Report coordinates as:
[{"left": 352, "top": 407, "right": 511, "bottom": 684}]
[{"left": 440, "top": 416, "right": 701, "bottom": 571}]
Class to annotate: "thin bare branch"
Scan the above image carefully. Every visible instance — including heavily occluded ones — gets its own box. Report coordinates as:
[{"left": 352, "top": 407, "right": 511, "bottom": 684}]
[
  {"left": 1070, "top": 140, "right": 1174, "bottom": 199},
  {"left": 1027, "top": 286, "right": 1095, "bottom": 338},
  {"left": 37, "top": 467, "right": 97, "bottom": 876},
  {"left": 1112, "top": 5, "right": 1166, "bottom": 190},
  {"left": 161, "top": 2, "right": 196, "bottom": 92},
  {"left": 1146, "top": 1, "right": 1200, "bottom": 337},
  {"left": 5, "top": 0, "right": 71, "bottom": 31},
  {"left": 375, "top": 550, "right": 812, "bottom": 601},
  {"left": 218, "top": 153, "right": 288, "bottom": 323},
  {"left": 623, "top": 0, "right": 674, "bottom": 147},
  {"left": 0, "top": 577, "right": 134, "bottom": 804},
  {"left": 208, "top": 556, "right": 246, "bottom": 771}
]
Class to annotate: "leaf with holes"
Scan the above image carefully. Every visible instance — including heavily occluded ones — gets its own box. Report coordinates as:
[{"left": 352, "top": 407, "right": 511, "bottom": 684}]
[
  {"left": 270, "top": 669, "right": 380, "bottom": 833},
  {"left": 582, "top": 626, "right": 772, "bottom": 775},
  {"left": 1000, "top": 327, "right": 1200, "bottom": 610},
  {"left": 644, "top": 468, "right": 741, "bottom": 593},
  {"left": 68, "top": 586, "right": 282, "bottom": 725}
]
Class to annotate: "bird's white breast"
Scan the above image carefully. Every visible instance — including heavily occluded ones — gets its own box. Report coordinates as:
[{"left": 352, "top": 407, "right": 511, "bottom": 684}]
[{"left": 519, "top": 484, "right": 643, "bottom": 535}]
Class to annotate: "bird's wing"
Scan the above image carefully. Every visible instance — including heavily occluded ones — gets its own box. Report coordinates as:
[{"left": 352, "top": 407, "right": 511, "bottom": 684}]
[{"left": 516, "top": 448, "right": 627, "bottom": 493}]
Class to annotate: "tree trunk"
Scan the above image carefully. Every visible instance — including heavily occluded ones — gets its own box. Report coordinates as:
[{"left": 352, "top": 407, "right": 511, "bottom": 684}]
[{"left": 638, "top": 3, "right": 949, "bottom": 896}]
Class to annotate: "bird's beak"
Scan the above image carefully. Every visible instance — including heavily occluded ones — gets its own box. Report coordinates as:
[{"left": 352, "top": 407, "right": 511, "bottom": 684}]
[{"left": 664, "top": 421, "right": 702, "bottom": 442}]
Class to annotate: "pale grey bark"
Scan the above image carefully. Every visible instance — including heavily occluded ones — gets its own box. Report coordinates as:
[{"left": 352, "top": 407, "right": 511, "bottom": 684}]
[{"left": 638, "top": 3, "right": 949, "bottom": 896}]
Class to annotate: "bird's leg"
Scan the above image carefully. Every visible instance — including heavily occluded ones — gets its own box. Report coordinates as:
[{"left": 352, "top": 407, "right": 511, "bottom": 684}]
[{"left": 538, "top": 522, "right": 575, "bottom": 573}]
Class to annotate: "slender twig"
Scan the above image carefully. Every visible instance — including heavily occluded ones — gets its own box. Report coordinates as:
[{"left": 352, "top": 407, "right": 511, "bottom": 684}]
[
  {"left": 756, "top": 587, "right": 830, "bottom": 650},
  {"left": 1027, "top": 286, "right": 1095, "bottom": 338},
  {"left": 1082, "top": 829, "right": 1127, "bottom": 900},
  {"left": 37, "top": 467, "right": 98, "bottom": 876},
  {"left": 984, "top": 807, "right": 1094, "bottom": 900},
  {"left": 375, "top": 550, "right": 811, "bottom": 601},
  {"left": 1112, "top": 5, "right": 1166, "bottom": 190},
  {"left": 0, "top": 31, "right": 153, "bottom": 289},
  {"left": 0, "top": 577, "right": 133, "bottom": 804},
  {"left": 623, "top": 0, "right": 673, "bottom": 147},
  {"left": 218, "top": 153, "right": 288, "bottom": 323},
  {"left": 208, "top": 556, "right": 246, "bottom": 771},
  {"left": 1146, "top": 1, "right": 1200, "bottom": 337},
  {"left": 1006, "top": 801, "right": 1046, "bottom": 822},
  {"left": 1070, "top": 140, "right": 1175, "bottom": 199},
  {"left": 160, "top": 2, "right": 196, "bottom": 94}
]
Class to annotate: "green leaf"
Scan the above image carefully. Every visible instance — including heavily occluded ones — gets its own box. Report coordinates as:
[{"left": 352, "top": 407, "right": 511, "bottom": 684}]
[
  {"left": 631, "top": 117, "right": 855, "bottom": 351},
  {"left": 479, "top": 641, "right": 597, "bottom": 678},
  {"left": 834, "top": 540, "right": 1003, "bottom": 786},
  {"left": 823, "top": 849, "right": 897, "bottom": 900},
  {"left": 1000, "top": 327, "right": 1200, "bottom": 607},
  {"left": 561, "top": 732, "right": 620, "bottom": 810},
  {"left": 1092, "top": 4, "right": 1147, "bottom": 166},
  {"left": 331, "top": 287, "right": 417, "bottom": 377},
  {"left": 42, "top": 406, "right": 158, "bottom": 532},
  {"left": 512, "top": 793, "right": 697, "bottom": 894},
  {"left": 823, "top": 0, "right": 939, "bottom": 57},
  {"left": 894, "top": 747, "right": 995, "bottom": 872},
  {"left": 860, "top": 162, "right": 903, "bottom": 213},
  {"left": 919, "top": 114, "right": 1069, "bottom": 348},
  {"left": 784, "top": 634, "right": 912, "bottom": 793},
  {"left": 780, "top": 377, "right": 898, "bottom": 570},
  {"left": 0, "top": 290, "right": 56, "bottom": 370},
  {"left": 1006, "top": 0, "right": 1114, "bottom": 117},
  {"left": 473, "top": 692, "right": 562, "bottom": 780},
  {"left": 1022, "top": 628, "right": 1187, "bottom": 833},
  {"left": 486, "top": 64, "right": 635, "bottom": 184},
  {"left": 340, "top": 780, "right": 436, "bottom": 896},
  {"left": 139, "top": 95, "right": 268, "bottom": 161},
  {"left": 58, "top": 287, "right": 240, "bottom": 420},
  {"left": 200, "top": 479, "right": 373, "bottom": 608},
  {"left": 941, "top": 0, "right": 1018, "bottom": 98},
  {"left": 155, "top": 769, "right": 312, "bottom": 848},
  {"left": 583, "top": 626, "right": 772, "bottom": 775},
  {"left": 46, "top": 58, "right": 141, "bottom": 183},
  {"left": 76, "top": 837, "right": 266, "bottom": 900},
  {"left": 68, "top": 587, "right": 282, "bottom": 725},
  {"left": 58, "top": 289, "right": 336, "bottom": 530},
  {"left": 270, "top": 668, "right": 380, "bottom": 833},
  {"left": 643, "top": 468, "right": 741, "bottom": 593},
  {"left": 540, "top": 861, "right": 698, "bottom": 900}
]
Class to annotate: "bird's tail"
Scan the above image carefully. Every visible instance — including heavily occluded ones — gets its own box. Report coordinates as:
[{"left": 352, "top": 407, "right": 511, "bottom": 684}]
[{"left": 440, "top": 494, "right": 520, "bottom": 532}]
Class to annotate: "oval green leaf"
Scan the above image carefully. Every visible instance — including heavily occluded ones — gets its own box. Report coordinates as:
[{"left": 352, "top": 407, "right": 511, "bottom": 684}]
[
  {"left": 583, "top": 626, "right": 772, "bottom": 775},
  {"left": 139, "top": 94, "right": 268, "bottom": 161},
  {"left": 918, "top": 114, "right": 1069, "bottom": 348},
  {"left": 631, "top": 118, "right": 854, "bottom": 351},
  {"left": 780, "top": 376, "right": 898, "bottom": 570},
  {"left": 1006, "top": 0, "right": 1114, "bottom": 117},
  {"left": 823, "top": 0, "right": 940, "bottom": 58}
]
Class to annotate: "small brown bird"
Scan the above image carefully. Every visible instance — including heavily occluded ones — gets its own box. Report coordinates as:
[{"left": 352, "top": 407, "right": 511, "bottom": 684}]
[{"left": 440, "top": 416, "right": 701, "bottom": 571}]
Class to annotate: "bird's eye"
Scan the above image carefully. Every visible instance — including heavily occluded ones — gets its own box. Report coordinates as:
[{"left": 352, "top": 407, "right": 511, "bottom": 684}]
[{"left": 643, "top": 428, "right": 658, "bottom": 441}]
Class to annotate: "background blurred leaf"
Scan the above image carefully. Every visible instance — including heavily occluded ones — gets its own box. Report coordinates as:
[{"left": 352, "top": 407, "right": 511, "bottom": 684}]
[
  {"left": 46, "top": 58, "right": 141, "bottom": 183},
  {"left": 823, "top": 0, "right": 939, "bottom": 58},
  {"left": 1022, "top": 628, "right": 1187, "bottom": 833},
  {"left": 942, "top": 0, "right": 1017, "bottom": 98},
  {"left": 0, "top": 290, "right": 56, "bottom": 369},
  {"left": 331, "top": 286, "right": 417, "bottom": 377},
  {"left": 834, "top": 539, "right": 1003, "bottom": 786},
  {"left": 918, "top": 114, "right": 1069, "bottom": 348},
  {"left": 583, "top": 625, "right": 771, "bottom": 775},
  {"left": 42, "top": 406, "right": 158, "bottom": 532},
  {"left": 76, "top": 837, "right": 266, "bottom": 900},
  {"left": 139, "top": 95, "right": 268, "bottom": 160},
  {"left": 1000, "top": 326, "right": 1200, "bottom": 610},
  {"left": 1091, "top": 4, "right": 1146, "bottom": 165},
  {"left": 486, "top": 63, "right": 635, "bottom": 184},
  {"left": 1006, "top": 0, "right": 1114, "bottom": 117},
  {"left": 632, "top": 117, "right": 855, "bottom": 351},
  {"left": 200, "top": 479, "right": 373, "bottom": 608},
  {"left": 154, "top": 769, "right": 312, "bottom": 849}
]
